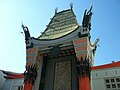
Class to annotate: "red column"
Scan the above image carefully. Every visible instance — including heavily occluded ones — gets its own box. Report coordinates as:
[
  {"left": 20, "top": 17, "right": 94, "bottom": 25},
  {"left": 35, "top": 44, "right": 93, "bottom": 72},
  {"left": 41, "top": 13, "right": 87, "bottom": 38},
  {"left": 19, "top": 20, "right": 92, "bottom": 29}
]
[
  {"left": 22, "top": 64, "right": 37, "bottom": 90},
  {"left": 76, "top": 57, "right": 91, "bottom": 90},
  {"left": 23, "top": 82, "right": 33, "bottom": 90},
  {"left": 79, "top": 76, "right": 91, "bottom": 90}
]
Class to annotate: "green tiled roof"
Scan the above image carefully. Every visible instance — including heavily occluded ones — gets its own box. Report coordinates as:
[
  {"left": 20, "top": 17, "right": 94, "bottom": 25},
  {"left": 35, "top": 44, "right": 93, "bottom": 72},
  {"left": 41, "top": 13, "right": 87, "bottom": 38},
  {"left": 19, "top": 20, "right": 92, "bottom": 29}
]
[{"left": 38, "top": 8, "right": 79, "bottom": 39}]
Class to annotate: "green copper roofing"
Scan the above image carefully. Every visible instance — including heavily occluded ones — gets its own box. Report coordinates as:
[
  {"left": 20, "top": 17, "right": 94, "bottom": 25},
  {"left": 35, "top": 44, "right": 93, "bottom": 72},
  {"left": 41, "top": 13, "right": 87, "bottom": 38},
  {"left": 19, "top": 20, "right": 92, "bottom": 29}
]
[{"left": 38, "top": 8, "right": 79, "bottom": 39}]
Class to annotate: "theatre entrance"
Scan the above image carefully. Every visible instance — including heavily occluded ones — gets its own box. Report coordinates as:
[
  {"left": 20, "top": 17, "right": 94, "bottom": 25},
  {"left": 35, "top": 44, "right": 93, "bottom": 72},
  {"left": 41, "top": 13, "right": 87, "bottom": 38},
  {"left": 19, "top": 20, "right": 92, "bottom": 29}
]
[{"left": 39, "top": 55, "right": 78, "bottom": 90}]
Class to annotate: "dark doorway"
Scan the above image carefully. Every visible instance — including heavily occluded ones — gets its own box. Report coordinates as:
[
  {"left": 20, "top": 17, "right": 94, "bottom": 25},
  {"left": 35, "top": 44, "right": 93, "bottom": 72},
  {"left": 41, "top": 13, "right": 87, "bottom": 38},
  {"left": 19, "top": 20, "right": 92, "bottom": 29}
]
[{"left": 39, "top": 55, "right": 78, "bottom": 90}]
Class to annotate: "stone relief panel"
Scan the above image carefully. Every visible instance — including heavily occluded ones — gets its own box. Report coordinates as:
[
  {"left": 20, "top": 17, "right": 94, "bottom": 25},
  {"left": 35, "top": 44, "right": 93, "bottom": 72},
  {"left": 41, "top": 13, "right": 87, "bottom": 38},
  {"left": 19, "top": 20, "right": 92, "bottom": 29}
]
[{"left": 54, "top": 60, "right": 71, "bottom": 90}]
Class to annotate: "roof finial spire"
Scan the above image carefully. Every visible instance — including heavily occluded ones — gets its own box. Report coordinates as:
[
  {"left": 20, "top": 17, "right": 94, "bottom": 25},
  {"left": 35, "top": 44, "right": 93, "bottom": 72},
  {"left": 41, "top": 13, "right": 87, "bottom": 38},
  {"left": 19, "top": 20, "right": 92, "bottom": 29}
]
[
  {"left": 55, "top": 8, "right": 58, "bottom": 14},
  {"left": 21, "top": 21, "right": 24, "bottom": 29},
  {"left": 70, "top": 3, "right": 73, "bottom": 9}
]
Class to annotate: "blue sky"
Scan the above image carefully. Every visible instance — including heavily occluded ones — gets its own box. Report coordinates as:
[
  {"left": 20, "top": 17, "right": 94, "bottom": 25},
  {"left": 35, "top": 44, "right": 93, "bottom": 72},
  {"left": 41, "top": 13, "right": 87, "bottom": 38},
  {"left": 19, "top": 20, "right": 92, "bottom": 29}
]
[{"left": 0, "top": 0, "right": 120, "bottom": 73}]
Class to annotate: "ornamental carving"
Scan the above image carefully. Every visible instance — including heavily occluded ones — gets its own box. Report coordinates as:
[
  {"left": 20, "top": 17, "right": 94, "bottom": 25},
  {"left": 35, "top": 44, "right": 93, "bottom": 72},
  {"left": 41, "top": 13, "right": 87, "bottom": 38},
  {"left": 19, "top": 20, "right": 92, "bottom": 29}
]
[
  {"left": 50, "top": 45, "right": 60, "bottom": 57},
  {"left": 24, "top": 64, "right": 37, "bottom": 85},
  {"left": 82, "top": 6, "right": 92, "bottom": 30},
  {"left": 76, "top": 57, "right": 91, "bottom": 78},
  {"left": 21, "top": 24, "right": 31, "bottom": 44}
]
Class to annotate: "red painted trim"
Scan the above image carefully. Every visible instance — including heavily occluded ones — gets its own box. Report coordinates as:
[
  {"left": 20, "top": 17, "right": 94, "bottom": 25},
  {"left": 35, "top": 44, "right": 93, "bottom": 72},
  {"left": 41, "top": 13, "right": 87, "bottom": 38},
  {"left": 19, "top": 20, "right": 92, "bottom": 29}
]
[
  {"left": 75, "top": 46, "right": 87, "bottom": 52},
  {"left": 27, "top": 48, "right": 37, "bottom": 53},
  {"left": 91, "top": 61, "right": 120, "bottom": 70},
  {"left": 74, "top": 38, "right": 87, "bottom": 45},
  {"left": 4, "top": 74, "right": 24, "bottom": 79}
]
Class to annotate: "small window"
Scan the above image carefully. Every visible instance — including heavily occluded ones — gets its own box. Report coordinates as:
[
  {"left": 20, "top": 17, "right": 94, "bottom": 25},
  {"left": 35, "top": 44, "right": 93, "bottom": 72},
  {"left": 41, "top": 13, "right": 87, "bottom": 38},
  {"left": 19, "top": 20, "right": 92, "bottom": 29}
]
[
  {"left": 83, "top": 29, "right": 87, "bottom": 32},
  {"left": 112, "top": 84, "right": 116, "bottom": 88},
  {"left": 116, "top": 78, "right": 120, "bottom": 82},
  {"left": 117, "top": 84, "right": 120, "bottom": 88},
  {"left": 105, "top": 79, "right": 109, "bottom": 83},
  {"left": 106, "top": 84, "right": 111, "bottom": 88},
  {"left": 111, "top": 79, "right": 115, "bottom": 82}
]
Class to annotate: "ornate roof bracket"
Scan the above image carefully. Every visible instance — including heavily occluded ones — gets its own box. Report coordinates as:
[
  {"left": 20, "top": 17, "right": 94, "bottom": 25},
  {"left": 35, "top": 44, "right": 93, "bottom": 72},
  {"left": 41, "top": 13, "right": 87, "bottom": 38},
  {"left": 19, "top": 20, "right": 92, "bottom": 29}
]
[
  {"left": 76, "top": 57, "right": 91, "bottom": 78},
  {"left": 24, "top": 64, "right": 37, "bottom": 85}
]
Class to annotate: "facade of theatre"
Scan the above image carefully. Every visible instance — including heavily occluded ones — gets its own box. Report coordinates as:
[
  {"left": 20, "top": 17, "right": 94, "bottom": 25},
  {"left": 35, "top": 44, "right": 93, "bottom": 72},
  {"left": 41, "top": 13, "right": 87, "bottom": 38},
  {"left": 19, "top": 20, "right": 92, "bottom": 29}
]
[
  {"left": 1, "top": 6, "right": 120, "bottom": 90},
  {"left": 21, "top": 6, "right": 95, "bottom": 90}
]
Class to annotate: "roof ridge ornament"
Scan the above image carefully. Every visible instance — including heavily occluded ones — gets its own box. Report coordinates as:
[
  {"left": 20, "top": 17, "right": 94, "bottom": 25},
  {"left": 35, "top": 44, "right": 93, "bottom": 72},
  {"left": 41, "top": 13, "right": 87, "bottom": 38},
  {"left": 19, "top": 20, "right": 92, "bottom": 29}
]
[
  {"left": 21, "top": 21, "right": 31, "bottom": 44},
  {"left": 70, "top": 3, "right": 73, "bottom": 10},
  {"left": 82, "top": 5, "right": 93, "bottom": 30},
  {"left": 55, "top": 8, "right": 58, "bottom": 14}
]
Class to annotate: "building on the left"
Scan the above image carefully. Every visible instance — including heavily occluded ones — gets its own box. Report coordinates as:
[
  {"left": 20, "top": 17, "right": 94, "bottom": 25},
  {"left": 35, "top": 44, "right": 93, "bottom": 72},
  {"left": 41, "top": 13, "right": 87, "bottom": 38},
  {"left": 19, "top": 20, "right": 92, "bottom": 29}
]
[
  {"left": 0, "top": 70, "right": 24, "bottom": 90},
  {"left": 0, "top": 70, "right": 5, "bottom": 90}
]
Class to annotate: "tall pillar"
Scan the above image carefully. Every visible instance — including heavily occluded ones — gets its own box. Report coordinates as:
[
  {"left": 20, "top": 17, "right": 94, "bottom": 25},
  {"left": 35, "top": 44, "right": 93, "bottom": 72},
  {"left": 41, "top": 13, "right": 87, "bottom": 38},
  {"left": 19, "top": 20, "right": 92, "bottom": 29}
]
[
  {"left": 73, "top": 6, "right": 97, "bottom": 88},
  {"left": 23, "top": 48, "right": 41, "bottom": 90},
  {"left": 77, "top": 57, "right": 91, "bottom": 90},
  {"left": 23, "top": 63, "right": 37, "bottom": 90},
  {"left": 73, "top": 37, "right": 91, "bottom": 90},
  {"left": 23, "top": 82, "right": 33, "bottom": 90}
]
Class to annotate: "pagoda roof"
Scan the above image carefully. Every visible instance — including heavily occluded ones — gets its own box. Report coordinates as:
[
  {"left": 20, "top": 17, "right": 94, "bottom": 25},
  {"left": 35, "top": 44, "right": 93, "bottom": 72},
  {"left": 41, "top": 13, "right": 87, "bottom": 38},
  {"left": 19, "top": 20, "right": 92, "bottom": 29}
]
[{"left": 38, "top": 8, "right": 79, "bottom": 40}]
